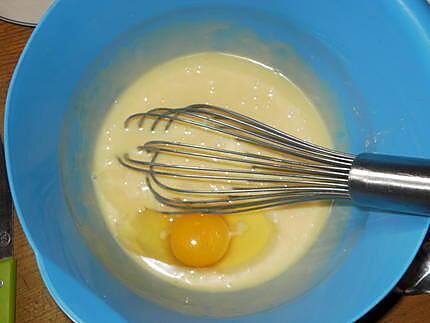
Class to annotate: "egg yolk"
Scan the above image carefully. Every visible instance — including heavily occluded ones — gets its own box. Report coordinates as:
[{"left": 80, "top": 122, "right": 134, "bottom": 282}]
[{"left": 169, "top": 214, "right": 230, "bottom": 267}]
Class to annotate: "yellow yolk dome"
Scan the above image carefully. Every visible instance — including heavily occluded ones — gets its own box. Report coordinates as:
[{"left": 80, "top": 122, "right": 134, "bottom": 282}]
[{"left": 170, "top": 214, "right": 231, "bottom": 267}]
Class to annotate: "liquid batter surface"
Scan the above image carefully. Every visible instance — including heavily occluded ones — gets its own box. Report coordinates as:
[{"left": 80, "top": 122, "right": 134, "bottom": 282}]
[{"left": 92, "top": 52, "right": 333, "bottom": 291}]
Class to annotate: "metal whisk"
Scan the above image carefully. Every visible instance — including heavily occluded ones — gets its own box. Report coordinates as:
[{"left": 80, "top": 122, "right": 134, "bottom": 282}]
[{"left": 119, "top": 104, "right": 430, "bottom": 215}]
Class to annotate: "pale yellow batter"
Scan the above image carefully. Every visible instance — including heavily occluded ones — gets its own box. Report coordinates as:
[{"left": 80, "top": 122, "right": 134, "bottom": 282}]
[{"left": 92, "top": 52, "right": 333, "bottom": 291}]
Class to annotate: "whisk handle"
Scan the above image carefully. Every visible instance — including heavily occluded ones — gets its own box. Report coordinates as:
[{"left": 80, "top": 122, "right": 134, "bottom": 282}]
[{"left": 349, "top": 153, "right": 430, "bottom": 216}]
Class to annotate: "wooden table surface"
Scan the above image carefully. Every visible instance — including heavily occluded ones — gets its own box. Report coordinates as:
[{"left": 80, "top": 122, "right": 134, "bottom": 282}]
[{"left": 1, "top": 19, "right": 429, "bottom": 323}]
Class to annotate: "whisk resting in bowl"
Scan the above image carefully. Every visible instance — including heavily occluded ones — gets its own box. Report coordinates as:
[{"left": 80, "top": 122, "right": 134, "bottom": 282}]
[{"left": 119, "top": 104, "right": 430, "bottom": 216}]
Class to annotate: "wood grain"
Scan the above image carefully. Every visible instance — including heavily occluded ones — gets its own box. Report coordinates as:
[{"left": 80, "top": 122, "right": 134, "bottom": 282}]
[{"left": 0, "top": 19, "right": 429, "bottom": 323}]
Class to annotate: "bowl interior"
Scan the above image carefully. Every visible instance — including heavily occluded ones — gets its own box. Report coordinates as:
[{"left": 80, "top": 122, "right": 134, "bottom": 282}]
[
  {"left": 5, "top": 1, "right": 430, "bottom": 322},
  {"left": 61, "top": 7, "right": 365, "bottom": 317}
]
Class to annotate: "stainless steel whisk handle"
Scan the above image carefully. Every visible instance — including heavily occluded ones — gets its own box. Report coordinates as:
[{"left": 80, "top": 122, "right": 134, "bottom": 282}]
[{"left": 349, "top": 153, "right": 430, "bottom": 216}]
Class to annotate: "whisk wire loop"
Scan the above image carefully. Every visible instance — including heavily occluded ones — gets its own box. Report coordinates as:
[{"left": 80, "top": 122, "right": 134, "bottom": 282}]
[{"left": 120, "top": 104, "right": 354, "bottom": 214}]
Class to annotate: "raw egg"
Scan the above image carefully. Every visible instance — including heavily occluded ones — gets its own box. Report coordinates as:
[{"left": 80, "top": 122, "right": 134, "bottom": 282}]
[{"left": 169, "top": 214, "right": 230, "bottom": 267}]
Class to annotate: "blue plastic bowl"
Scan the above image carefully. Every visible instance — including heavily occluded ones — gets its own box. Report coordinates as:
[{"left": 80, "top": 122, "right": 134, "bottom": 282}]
[{"left": 5, "top": 1, "right": 430, "bottom": 322}]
